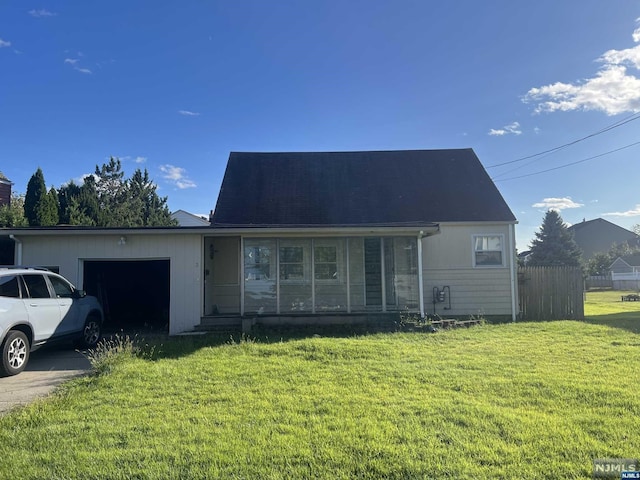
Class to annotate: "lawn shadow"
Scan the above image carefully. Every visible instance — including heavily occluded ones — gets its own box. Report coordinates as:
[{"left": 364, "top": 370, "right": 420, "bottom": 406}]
[
  {"left": 119, "top": 323, "right": 413, "bottom": 361},
  {"left": 583, "top": 313, "right": 640, "bottom": 334}
]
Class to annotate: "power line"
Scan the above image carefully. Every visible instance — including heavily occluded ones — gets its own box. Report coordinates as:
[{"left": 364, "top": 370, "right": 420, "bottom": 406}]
[
  {"left": 485, "top": 111, "right": 640, "bottom": 169},
  {"left": 493, "top": 140, "right": 640, "bottom": 182}
]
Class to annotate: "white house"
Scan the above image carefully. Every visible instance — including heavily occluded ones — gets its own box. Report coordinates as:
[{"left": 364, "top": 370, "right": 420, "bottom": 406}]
[{"left": 4, "top": 149, "right": 519, "bottom": 334}]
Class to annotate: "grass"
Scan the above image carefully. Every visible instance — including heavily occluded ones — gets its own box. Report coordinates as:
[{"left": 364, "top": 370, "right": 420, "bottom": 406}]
[
  {"left": 584, "top": 289, "right": 640, "bottom": 333},
  {"left": 0, "top": 295, "right": 638, "bottom": 479}
]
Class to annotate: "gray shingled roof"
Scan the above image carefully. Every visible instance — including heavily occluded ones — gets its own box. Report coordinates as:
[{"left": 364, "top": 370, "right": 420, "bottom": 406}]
[{"left": 211, "top": 149, "right": 516, "bottom": 227}]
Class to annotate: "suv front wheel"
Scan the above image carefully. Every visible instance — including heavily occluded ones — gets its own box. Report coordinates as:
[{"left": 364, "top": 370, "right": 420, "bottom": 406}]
[
  {"left": 1, "top": 330, "right": 30, "bottom": 377},
  {"left": 78, "top": 315, "right": 102, "bottom": 349}
]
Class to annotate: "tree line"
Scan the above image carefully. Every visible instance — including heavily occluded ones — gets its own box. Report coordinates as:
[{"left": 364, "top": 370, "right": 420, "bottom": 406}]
[
  {"left": 0, "top": 158, "right": 177, "bottom": 228},
  {"left": 523, "top": 209, "right": 640, "bottom": 274}
]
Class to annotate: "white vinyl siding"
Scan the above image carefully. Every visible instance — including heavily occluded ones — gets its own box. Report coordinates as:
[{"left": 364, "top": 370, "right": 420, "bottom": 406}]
[
  {"left": 423, "top": 224, "right": 515, "bottom": 317},
  {"left": 17, "top": 233, "right": 203, "bottom": 335}
]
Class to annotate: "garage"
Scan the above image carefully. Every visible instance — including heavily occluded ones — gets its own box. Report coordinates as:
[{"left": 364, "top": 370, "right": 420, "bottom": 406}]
[{"left": 83, "top": 259, "right": 170, "bottom": 333}]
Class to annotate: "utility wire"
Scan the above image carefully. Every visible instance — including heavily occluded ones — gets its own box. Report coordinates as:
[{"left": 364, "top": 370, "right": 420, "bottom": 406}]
[
  {"left": 486, "top": 111, "right": 640, "bottom": 169},
  {"left": 493, "top": 140, "right": 640, "bottom": 182}
]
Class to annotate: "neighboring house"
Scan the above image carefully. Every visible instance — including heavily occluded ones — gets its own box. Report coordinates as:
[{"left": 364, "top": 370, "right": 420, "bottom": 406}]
[
  {"left": 3, "top": 149, "right": 519, "bottom": 334},
  {"left": 171, "top": 209, "right": 210, "bottom": 227},
  {"left": 610, "top": 254, "right": 640, "bottom": 290},
  {"left": 568, "top": 218, "right": 640, "bottom": 262},
  {"left": 0, "top": 171, "right": 12, "bottom": 207}
]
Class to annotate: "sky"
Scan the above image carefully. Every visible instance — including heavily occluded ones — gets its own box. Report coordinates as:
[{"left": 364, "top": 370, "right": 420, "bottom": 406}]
[{"left": 2, "top": 1, "right": 640, "bottom": 250}]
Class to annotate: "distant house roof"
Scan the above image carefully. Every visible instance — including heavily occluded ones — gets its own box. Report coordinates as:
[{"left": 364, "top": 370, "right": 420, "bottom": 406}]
[
  {"left": 616, "top": 254, "right": 640, "bottom": 268},
  {"left": 171, "top": 209, "right": 210, "bottom": 227},
  {"left": 568, "top": 218, "right": 640, "bottom": 260},
  {"left": 211, "top": 149, "right": 516, "bottom": 228}
]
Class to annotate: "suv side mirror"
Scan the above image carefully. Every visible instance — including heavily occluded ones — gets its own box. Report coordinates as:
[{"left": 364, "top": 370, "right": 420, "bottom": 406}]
[{"left": 73, "top": 289, "right": 87, "bottom": 299}]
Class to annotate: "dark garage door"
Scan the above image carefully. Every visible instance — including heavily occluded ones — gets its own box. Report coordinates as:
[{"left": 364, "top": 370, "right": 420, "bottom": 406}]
[{"left": 83, "top": 260, "right": 170, "bottom": 333}]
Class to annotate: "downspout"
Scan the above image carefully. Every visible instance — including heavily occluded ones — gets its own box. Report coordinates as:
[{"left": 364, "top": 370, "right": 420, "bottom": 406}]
[
  {"left": 508, "top": 224, "right": 517, "bottom": 322},
  {"left": 9, "top": 234, "right": 22, "bottom": 265},
  {"left": 417, "top": 231, "right": 425, "bottom": 318}
]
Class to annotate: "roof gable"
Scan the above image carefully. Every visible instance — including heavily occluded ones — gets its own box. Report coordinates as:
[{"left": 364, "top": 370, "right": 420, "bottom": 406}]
[{"left": 211, "top": 149, "right": 516, "bottom": 228}]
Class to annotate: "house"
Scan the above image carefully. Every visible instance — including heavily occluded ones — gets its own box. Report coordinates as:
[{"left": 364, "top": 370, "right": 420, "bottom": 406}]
[
  {"left": 610, "top": 254, "right": 640, "bottom": 290},
  {"left": 0, "top": 171, "right": 12, "bottom": 207},
  {"left": 3, "top": 149, "right": 519, "bottom": 334},
  {"left": 171, "top": 209, "right": 211, "bottom": 227},
  {"left": 568, "top": 218, "right": 640, "bottom": 262}
]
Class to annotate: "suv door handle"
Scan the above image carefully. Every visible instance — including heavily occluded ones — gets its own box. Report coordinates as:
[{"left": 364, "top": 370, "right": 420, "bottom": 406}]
[{"left": 30, "top": 304, "right": 39, "bottom": 307}]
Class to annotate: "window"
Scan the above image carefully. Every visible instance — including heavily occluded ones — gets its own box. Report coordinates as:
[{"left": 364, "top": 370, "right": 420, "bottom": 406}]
[
  {"left": 280, "top": 246, "right": 305, "bottom": 281},
  {"left": 22, "top": 274, "right": 52, "bottom": 298},
  {"left": 244, "top": 244, "right": 273, "bottom": 281},
  {"left": 314, "top": 245, "right": 338, "bottom": 281},
  {"left": 0, "top": 275, "right": 20, "bottom": 298},
  {"left": 49, "top": 276, "right": 74, "bottom": 298},
  {"left": 473, "top": 235, "right": 504, "bottom": 267}
]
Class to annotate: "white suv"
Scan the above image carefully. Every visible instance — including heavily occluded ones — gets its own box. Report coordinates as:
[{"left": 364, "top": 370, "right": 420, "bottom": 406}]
[{"left": 0, "top": 267, "right": 104, "bottom": 376}]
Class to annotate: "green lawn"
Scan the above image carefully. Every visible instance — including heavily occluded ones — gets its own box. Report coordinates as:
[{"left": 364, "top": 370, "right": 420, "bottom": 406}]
[{"left": 0, "top": 295, "right": 639, "bottom": 479}]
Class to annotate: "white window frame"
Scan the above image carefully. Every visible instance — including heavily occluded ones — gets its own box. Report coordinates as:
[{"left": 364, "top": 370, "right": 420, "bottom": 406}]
[{"left": 472, "top": 234, "right": 505, "bottom": 268}]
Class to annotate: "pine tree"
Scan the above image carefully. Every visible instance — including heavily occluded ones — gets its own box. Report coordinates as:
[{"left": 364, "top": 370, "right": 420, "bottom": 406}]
[
  {"left": 39, "top": 187, "right": 60, "bottom": 226},
  {"left": 24, "top": 168, "right": 47, "bottom": 226},
  {"left": 528, "top": 210, "right": 582, "bottom": 267}
]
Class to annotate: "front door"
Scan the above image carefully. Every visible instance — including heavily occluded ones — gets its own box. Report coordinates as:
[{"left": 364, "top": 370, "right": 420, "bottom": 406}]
[{"left": 204, "top": 237, "right": 241, "bottom": 315}]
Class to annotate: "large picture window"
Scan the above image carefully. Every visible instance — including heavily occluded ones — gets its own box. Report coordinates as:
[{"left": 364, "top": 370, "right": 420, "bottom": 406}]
[{"left": 473, "top": 235, "right": 504, "bottom": 267}]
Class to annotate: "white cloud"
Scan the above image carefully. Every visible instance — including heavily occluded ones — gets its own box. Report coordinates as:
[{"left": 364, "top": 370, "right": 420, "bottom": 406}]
[
  {"left": 532, "top": 197, "right": 584, "bottom": 211},
  {"left": 28, "top": 9, "right": 56, "bottom": 17},
  {"left": 523, "top": 19, "right": 640, "bottom": 115},
  {"left": 160, "top": 164, "right": 197, "bottom": 189},
  {"left": 602, "top": 204, "right": 640, "bottom": 217},
  {"left": 178, "top": 110, "right": 200, "bottom": 116},
  {"left": 489, "top": 121, "right": 522, "bottom": 136},
  {"left": 0, "top": 39, "right": 11, "bottom": 48},
  {"left": 64, "top": 58, "right": 92, "bottom": 74},
  {"left": 134, "top": 156, "right": 147, "bottom": 164}
]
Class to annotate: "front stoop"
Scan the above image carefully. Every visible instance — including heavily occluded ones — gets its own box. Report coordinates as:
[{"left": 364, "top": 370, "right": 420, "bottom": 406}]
[{"left": 195, "top": 316, "right": 243, "bottom": 334}]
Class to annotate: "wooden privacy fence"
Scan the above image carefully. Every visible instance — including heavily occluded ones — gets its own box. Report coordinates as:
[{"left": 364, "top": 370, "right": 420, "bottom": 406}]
[{"left": 518, "top": 266, "right": 584, "bottom": 321}]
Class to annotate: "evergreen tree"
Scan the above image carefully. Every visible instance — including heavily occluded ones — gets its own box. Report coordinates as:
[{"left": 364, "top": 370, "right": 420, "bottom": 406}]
[
  {"left": 528, "top": 210, "right": 582, "bottom": 267},
  {"left": 24, "top": 159, "right": 177, "bottom": 227},
  {"left": 24, "top": 168, "right": 47, "bottom": 226},
  {"left": 39, "top": 187, "right": 60, "bottom": 226},
  {"left": 128, "top": 168, "right": 176, "bottom": 226},
  {"left": 57, "top": 181, "right": 81, "bottom": 224}
]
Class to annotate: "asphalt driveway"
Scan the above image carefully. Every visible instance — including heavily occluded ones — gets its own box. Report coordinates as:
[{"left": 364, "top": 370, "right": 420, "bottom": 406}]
[{"left": 0, "top": 346, "right": 91, "bottom": 415}]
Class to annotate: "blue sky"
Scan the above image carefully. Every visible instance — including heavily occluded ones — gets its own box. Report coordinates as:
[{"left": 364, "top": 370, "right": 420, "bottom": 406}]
[{"left": 2, "top": 1, "right": 640, "bottom": 249}]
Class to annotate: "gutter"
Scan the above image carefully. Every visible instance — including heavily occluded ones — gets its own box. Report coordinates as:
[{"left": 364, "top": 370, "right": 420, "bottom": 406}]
[{"left": 9, "top": 234, "right": 22, "bottom": 265}]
